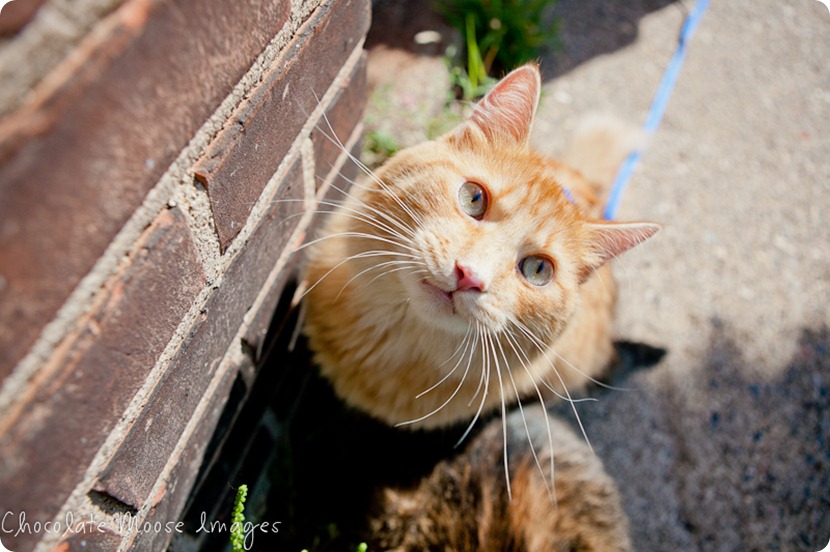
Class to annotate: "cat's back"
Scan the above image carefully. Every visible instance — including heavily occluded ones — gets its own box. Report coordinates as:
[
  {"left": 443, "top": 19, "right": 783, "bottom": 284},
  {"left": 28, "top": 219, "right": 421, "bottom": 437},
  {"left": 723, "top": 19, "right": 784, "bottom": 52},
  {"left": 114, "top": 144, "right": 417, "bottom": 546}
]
[{"left": 371, "top": 406, "right": 632, "bottom": 552}]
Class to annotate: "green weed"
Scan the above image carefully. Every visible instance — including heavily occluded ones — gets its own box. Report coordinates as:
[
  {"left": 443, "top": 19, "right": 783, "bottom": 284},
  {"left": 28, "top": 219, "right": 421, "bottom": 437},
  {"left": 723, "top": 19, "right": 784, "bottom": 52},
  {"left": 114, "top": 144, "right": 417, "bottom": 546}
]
[
  {"left": 230, "top": 484, "right": 248, "bottom": 552},
  {"left": 439, "top": 0, "right": 559, "bottom": 97}
]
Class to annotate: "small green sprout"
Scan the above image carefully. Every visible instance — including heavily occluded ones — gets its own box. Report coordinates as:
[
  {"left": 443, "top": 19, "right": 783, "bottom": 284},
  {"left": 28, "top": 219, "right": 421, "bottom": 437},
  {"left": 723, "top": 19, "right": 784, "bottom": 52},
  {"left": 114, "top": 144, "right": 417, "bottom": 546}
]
[{"left": 230, "top": 484, "right": 248, "bottom": 552}]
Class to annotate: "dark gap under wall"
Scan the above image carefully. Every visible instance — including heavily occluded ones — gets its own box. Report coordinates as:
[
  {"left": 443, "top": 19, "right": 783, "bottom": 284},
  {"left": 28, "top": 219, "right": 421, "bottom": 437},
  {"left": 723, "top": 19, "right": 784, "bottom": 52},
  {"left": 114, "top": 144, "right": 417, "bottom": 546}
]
[{"left": 172, "top": 278, "right": 301, "bottom": 551}]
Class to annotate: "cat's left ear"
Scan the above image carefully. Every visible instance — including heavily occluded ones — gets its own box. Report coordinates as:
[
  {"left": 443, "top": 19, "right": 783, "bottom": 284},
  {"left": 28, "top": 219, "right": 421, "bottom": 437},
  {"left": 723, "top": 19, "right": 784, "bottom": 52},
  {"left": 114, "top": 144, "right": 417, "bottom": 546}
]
[
  {"left": 449, "top": 63, "right": 541, "bottom": 146},
  {"left": 579, "top": 221, "right": 661, "bottom": 282}
]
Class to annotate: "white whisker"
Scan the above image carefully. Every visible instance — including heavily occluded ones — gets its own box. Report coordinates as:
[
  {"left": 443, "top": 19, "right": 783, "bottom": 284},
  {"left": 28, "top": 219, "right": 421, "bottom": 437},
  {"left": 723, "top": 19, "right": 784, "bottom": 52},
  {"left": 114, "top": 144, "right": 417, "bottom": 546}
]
[
  {"left": 467, "top": 324, "right": 490, "bottom": 407},
  {"left": 300, "top": 249, "right": 417, "bottom": 301},
  {"left": 456, "top": 323, "right": 491, "bottom": 447},
  {"left": 503, "top": 329, "right": 557, "bottom": 505},
  {"left": 334, "top": 260, "right": 426, "bottom": 300},
  {"left": 361, "top": 264, "right": 428, "bottom": 289},
  {"left": 322, "top": 181, "right": 419, "bottom": 240},
  {"left": 294, "top": 230, "right": 419, "bottom": 256},
  {"left": 312, "top": 198, "right": 416, "bottom": 243},
  {"left": 312, "top": 100, "right": 425, "bottom": 228},
  {"left": 395, "top": 325, "right": 478, "bottom": 428},
  {"left": 489, "top": 330, "right": 512, "bottom": 500},
  {"left": 509, "top": 319, "right": 594, "bottom": 455},
  {"left": 509, "top": 319, "right": 601, "bottom": 401},
  {"left": 416, "top": 324, "right": 474, "bottom": 397}
]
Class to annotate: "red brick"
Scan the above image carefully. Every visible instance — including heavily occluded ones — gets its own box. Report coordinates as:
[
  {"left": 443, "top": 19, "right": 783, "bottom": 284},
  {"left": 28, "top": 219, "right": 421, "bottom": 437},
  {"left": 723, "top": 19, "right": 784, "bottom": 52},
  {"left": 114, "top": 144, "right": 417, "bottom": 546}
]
[
  {"left": 237, "top": 126, "right": 363, "bottom": 363},
  {"left": 95, "top": 160, "right": 305, "bottom": 509},
  {"left": 0, "top": 0, "right": 290, "bottom": 380},
  {"left": 242, "top": 254, "right": 300, "bottom": 363},
  {"left": 53, "top": 525, "right": 124, "bottom": 552},
  {"left": 193, "top": 0, "right": 371, "bottom": 252},
  {"left": 243, "top": 116, "right": 366, "bottom": 362},
  {"left": 311, "top": 126, "right": 364, "bottom": 233},
  {"left": 312, "top": 51, "right": 368, "bottom": 189},
  {"left": 123, "top": 364, "right": 238, "bottom": 552},
  {"left": 240, "top": 48, "right": 369, "bottom": 362},
  {"left": 0, "top": 0, "right": 46, "bottom": 36},
  {"left": 0, "top": 207, "right": 204, "bottom": 552},
  {"left": 299, "top": 127, "right": 363, "bottom": 295}
]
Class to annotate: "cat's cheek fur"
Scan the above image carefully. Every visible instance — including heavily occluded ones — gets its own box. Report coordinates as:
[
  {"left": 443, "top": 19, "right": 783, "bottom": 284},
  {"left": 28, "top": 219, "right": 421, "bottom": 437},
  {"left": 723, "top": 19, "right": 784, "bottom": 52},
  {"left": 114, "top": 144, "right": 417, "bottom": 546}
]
[
  {"left": 412, "top": 225, "right": 459, "bottom": 288},
  {"left": 515, "top": 283, "right": 573, "bottom": 341}
]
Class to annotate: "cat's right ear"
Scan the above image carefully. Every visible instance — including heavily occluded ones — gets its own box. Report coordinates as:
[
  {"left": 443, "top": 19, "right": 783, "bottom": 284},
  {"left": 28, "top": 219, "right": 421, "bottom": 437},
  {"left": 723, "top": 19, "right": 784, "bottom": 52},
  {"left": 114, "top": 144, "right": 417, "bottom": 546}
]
[
  {"left": 447, "top": 63, "right": 541, "bottom": 147},
  {"left": 579, "top": 221, "right": 661, "bottom": 282}
]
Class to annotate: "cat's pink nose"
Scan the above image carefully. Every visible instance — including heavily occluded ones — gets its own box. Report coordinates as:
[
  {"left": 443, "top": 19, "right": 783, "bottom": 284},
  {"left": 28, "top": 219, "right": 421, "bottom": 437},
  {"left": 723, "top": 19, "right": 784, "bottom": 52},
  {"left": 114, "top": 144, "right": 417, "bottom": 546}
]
[{"left": 454, "top": 263, "right": 485, "bottom": 292}]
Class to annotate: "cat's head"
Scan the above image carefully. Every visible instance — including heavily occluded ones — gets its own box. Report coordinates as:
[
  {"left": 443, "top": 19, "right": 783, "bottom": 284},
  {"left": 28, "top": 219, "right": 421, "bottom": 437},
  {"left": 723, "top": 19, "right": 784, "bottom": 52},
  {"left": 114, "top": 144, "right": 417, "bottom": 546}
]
[{"left": 359, "top": 64, "right": 658, "bottom": 337}]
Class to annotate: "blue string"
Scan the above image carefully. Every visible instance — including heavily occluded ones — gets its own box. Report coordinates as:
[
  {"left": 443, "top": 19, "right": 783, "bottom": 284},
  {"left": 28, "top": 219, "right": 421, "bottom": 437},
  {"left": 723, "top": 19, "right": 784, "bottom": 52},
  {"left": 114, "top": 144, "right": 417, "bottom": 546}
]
[{"left": 603, "top": 0, "right": 711, "bottom": 220}]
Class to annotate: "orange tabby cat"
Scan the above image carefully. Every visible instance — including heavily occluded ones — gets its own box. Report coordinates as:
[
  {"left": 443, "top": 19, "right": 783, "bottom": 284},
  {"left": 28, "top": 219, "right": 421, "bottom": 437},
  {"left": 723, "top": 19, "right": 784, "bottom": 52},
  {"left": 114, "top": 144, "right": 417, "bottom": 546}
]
[{"left": 303, "top": 64, "right": 659, "bottom": 431}]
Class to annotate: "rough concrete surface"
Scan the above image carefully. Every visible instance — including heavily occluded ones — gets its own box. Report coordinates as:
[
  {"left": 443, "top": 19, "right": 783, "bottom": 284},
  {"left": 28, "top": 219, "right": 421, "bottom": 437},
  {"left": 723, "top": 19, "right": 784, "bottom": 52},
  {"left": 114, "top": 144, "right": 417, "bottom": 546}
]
[
  {"left": 367, "top": 0, "right": 829, "bottom": 549},
  {"left": 541, "top": 1, "right": 830, "bottom": 550}
]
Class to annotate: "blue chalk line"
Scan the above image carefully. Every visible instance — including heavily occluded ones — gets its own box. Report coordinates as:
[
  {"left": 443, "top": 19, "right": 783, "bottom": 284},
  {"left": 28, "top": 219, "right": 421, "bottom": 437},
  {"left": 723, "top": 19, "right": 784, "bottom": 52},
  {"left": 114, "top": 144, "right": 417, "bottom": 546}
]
[{"left": 603, "top": 0, "right": 711, "bottom": 221}]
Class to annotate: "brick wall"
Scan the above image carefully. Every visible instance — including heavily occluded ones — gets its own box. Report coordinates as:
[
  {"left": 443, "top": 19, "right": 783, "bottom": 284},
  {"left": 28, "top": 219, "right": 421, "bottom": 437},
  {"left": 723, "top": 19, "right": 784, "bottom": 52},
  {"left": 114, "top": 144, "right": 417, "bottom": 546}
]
[{"left": 0, "top": 0, "right": 369, "bottom": 550}]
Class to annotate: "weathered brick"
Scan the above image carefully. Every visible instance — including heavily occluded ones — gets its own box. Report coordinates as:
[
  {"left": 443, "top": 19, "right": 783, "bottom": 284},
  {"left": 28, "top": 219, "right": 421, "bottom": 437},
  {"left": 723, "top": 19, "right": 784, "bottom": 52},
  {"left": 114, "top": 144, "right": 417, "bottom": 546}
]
[
  {"left": 53, "top": 525, "right": 124, "bottom": 552},
  {"left": 312, "top": 52, "right": 368, "bottom": 189},
  {"left": 301, "top": 125, "right": 363, "bottom": 283},
  {"left": 123, "top": 362, "right": 238, "bottom": 552},
  {"left": 236, "top": 128, "right": 362, "bottom": 366},
  {"left": 311, "top": 125, "right": 364, "bottom": 233},
  {"left": 95, "top": 160, "right": 305, "bottom": 509},
  {"left": 244, "top": 117, "right": 366, "bottom": 362},
  {"left": 0, "top": 207, "right": 204, "bottom": 552},
  {"left": 0, "top": 0, "right": 45, "bottom": 36},
  {"left": 242, "top": 255, "right": 300, "bottom": 364},
  {"left": 193, "top": 0, "right": 371, "bottom": 252},
  {"left": 241, "top": 55, "right": 369, "bottom": 360},
  {"left": 0, "top": 0, "right": 290, "bottom": 380}
]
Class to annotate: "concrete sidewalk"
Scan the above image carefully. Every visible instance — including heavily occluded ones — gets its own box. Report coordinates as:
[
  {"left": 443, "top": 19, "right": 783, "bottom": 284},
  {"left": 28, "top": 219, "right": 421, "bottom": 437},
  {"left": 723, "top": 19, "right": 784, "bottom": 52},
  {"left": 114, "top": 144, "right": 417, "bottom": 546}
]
[{"left": 534, "top": 1, "right": 829, "bottom": 549}]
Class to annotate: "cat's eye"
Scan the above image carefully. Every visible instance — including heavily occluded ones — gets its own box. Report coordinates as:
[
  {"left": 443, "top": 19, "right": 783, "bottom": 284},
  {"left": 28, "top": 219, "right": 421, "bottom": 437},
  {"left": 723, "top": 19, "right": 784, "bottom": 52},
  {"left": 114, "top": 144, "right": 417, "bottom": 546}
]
[
  {"left": 458, "top": 181, "right": 488, "bottom": 220},
  {"left": 519, "top": 255, "right": 554, "bottom": 286}
]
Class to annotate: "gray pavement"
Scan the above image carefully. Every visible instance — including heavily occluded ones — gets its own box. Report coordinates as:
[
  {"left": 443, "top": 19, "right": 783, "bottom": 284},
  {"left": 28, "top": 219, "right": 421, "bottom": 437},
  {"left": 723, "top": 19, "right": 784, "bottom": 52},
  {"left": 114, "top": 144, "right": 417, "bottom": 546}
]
[{"left": 534, "top": 1, "right": 830, "bottom": 549}]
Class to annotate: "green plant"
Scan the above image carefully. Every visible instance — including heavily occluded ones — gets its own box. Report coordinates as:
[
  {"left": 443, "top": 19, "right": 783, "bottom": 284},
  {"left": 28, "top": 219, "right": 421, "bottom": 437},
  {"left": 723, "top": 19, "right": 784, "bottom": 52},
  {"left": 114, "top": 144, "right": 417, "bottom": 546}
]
[
  {"left": 446, "top": 14, "right": 497, "bottom": 101},
  {"left": 439, "top": 0, "right": 559, "bottom": 94},
  {"left": 230, "top": 484, "right": 248, "bottom": 552},
  {"left": 364, "top": 129, "right": 400, "bottom": 159}
]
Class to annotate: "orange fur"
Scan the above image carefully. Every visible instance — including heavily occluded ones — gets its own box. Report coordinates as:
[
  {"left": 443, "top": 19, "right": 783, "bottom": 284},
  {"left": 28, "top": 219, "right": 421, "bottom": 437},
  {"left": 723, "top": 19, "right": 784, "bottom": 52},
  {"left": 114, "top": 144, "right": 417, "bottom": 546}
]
[{"left": 303, "top": 64, "right": 658, "bottom": 429}]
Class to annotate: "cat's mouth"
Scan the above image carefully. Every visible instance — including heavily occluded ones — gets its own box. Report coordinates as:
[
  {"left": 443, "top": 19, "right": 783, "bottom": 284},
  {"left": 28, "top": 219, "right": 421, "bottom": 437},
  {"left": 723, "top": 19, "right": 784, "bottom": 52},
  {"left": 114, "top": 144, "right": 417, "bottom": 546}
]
[
  {"left": 418, "top": 278, "right": 483, "bottom": 316},
  {"left": 419, "top": 279, "right": 455, "bottom": 312},
  {"left": 415, "top": 277, "right": 496, "bottom": 332}
]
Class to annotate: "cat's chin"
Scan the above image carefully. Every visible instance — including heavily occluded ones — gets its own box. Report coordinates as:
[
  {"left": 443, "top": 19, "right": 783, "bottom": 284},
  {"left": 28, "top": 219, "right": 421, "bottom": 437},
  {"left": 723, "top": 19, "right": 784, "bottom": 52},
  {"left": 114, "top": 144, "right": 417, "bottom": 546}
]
[{"left": 407, "top": 279, "right": 472, "bottom": 334}]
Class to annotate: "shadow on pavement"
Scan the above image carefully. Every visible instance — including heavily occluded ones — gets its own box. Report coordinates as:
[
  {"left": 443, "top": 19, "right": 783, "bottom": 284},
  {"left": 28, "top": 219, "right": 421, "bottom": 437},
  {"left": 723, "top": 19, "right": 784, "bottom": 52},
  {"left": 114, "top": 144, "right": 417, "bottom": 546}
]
[
  {"left": 570, "top": 320, "right": 830, "bottom": 550},
  {"left": 367, "top": 0, "right": 681, "bottom": 81}
]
